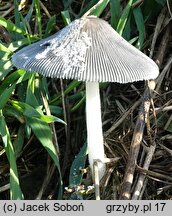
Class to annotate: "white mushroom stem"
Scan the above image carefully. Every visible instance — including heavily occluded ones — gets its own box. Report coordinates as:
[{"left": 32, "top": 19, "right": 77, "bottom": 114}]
[{"left": 86, "top": 82, "right": 105, "bottom": 179}]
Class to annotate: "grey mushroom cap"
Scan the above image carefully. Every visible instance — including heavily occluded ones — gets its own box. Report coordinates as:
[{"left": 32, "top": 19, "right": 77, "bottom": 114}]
[{"left": 12, "top": 16, "right": 159, "bottom": 83}]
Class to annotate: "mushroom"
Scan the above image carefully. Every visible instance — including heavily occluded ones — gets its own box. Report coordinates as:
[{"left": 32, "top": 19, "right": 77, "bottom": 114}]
[{"left": 12, "top": 16, "right": 159, "bottom": 180}]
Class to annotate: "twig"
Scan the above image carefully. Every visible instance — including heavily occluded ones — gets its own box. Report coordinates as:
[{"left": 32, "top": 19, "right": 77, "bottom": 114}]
[
  {"left": 149, "top": 7, "right": 167, "bottom": 59},
  {"left": 158, "top": 143, "right": 172, "bottom": 156},
  {"left": 105, "top": 100, "right": 141, "bottom": 137},
  {"left": 0, "top": 26, "right": 11, "bottom": 43},
  {"left": 94, "top": 158, "right": 120, "bottom": 200},
  {"left": 132, "top": 143, "right": 156, "bottom": 199},
  {"left": 119, "top": 81, "right": 154, "bottom": 199},
  {"left": 102, "top": 167, "right": 115, "bottom": 198},
  {"left": 39, "top": 1, "right": 59, "bottom": 31},
  {"left": 155, "top": 105, "right": 172, "bottom": 112},
  {"left": 167, "top": 0, "right": 172, "bottom": 18},
  {"left": 164, "top": 114, "right": 172, "bottom": 130},
  {"left": 0, "top": 5, "right": 14, "bottom": 17},
  {"left": 136, "top": 166, "right": 172, "bottom": 182},
  {"left": 35, "top": 163, "right": 56, "bottom": 199},
  {"left": 155, "top": 56, "right": 172, "bottom": 93},
  {"left": 155, "top": 24, "right": 171, "bottom": 66},
  {"left": 0, "top": 183, "right": 10, "bottom": 193}
]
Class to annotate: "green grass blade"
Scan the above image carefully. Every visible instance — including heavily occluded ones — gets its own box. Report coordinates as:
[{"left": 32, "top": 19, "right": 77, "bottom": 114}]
[
  {"left": 84, "top": 0, "right": 109, "bottom": 17},
  {"left": 23, "top": 74, "right": 64, "bottom": 197},
  {"left": 24, "top": 1, "right": 34, "bottom": 23},
  {"left": 11, "top": 98, "right": 64, "bottom": 124},
  {"left": 0, "top": 16, "right": 26, "bottom": 35},
  {"left": 110, "top": 0, "right": 121, "bottom": 29},
  {"left": 0, "top": 60, "right": 12, "bottom": 80},
  {"left": 0, "top": 83, "right": 16, "bottom": 110},
  {"left": 3, "top": 104, "right": 24, "bottom": 124},
  {"left": 121, "top": 12, "right": 131, "bottom": 41},
  {"left": 26, "top": 117, "right": 63, "bottom": 198},
  {"left": 50, "top": 80, "right": 81, "bottom": 104},
  {"left": 90, "top": 0, "right": 109, "bottom": 17},
  {"left": 133, "top": 5, "right": 145, "bottom": 48},
  {"left": 0, "top": 70, "right": 25, "bottom": 94},
  {"left": 61, "top": 10, "right": 71, "bottom": 25},
  {"left": 34, "top": 0, "right": 42, "bottom": 37},
  {"left": 45, "top": 15, "right": 56, "bottom": 37},
  {"left": 10, "top": 99, "right": 65, "bottom": 174},
  {"left": 79, "top": 0, "right": 109, "bottom": 17},
  {"left": 116, "top": 0, "right": 133, "bottom": 35},
  {"left": 36, "top": 115, "right": 66, "bottom": 124},
  {"left": 166, "top": 121, "right": 172, "bottom": 133},
  {"left": 64, "top": 81, "right": 82, "bottom": 95},
  {"left": 78, "top": 0, "right": 98, "bottom": 17},
  {"left": 14, "top": 0, "right": 21, "bottom": 27},
  {"left": 69, "top": 143, "right": 88, "bottom": 187},
  {"left": 0, "top": 43, "right": 12, "bottom": 54},
  {"left": 25, "top": 74, "right": 39, "bottom": 107},
  {"left": 13, "top": 126, "right": 25, "bottom": 158},
  {"left": 71, "top": 95, "right": 85, "bottom": 112},
  {"left": 0, "top": 111, "right": 24, "bottom": 199}
]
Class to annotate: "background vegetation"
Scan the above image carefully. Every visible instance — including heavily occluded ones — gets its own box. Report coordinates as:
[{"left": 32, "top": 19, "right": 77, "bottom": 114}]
[{"left": 0, "top": 0, "right": 171, "bottom": 200}]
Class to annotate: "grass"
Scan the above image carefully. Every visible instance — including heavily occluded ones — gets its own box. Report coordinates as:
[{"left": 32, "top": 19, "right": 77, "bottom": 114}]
[{"left": 0, "top": 0, "right": 171, "bottom": 200}]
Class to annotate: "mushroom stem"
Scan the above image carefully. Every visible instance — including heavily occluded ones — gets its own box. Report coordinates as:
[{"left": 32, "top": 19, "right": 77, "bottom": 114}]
[{"left": 86, "top": 82, "right": 105, "bottom": 179}]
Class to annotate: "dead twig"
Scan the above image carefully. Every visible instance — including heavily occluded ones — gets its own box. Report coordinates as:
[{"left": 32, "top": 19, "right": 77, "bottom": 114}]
[
  {"left": 136, "top": 166, "right": 172, "bottom": 183},
  {"left": 155, "top": 24, "right": 171, "bottom": 66},
  {"left": 105, "top": 99, "right": 141, "bottom": 137},
  {"left": 119, "top": 81, "right": 154, "bottom": 199},
  {"left": 149, "top": 6, "right": 167, "bottom": 59},
  {"left": 35, "top": 163, "right": 56, "bottom": 199},
  {"left": 132, "top": 143, "right": 156, "bottom": 199},
  {"left": 155, "top": 56, "right": 172, "bottom": 93}
]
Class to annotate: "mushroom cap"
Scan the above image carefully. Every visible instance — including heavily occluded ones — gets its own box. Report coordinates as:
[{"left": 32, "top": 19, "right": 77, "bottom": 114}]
[{"left": 12, "top": 16, "right": 159, "bottom": 83}]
